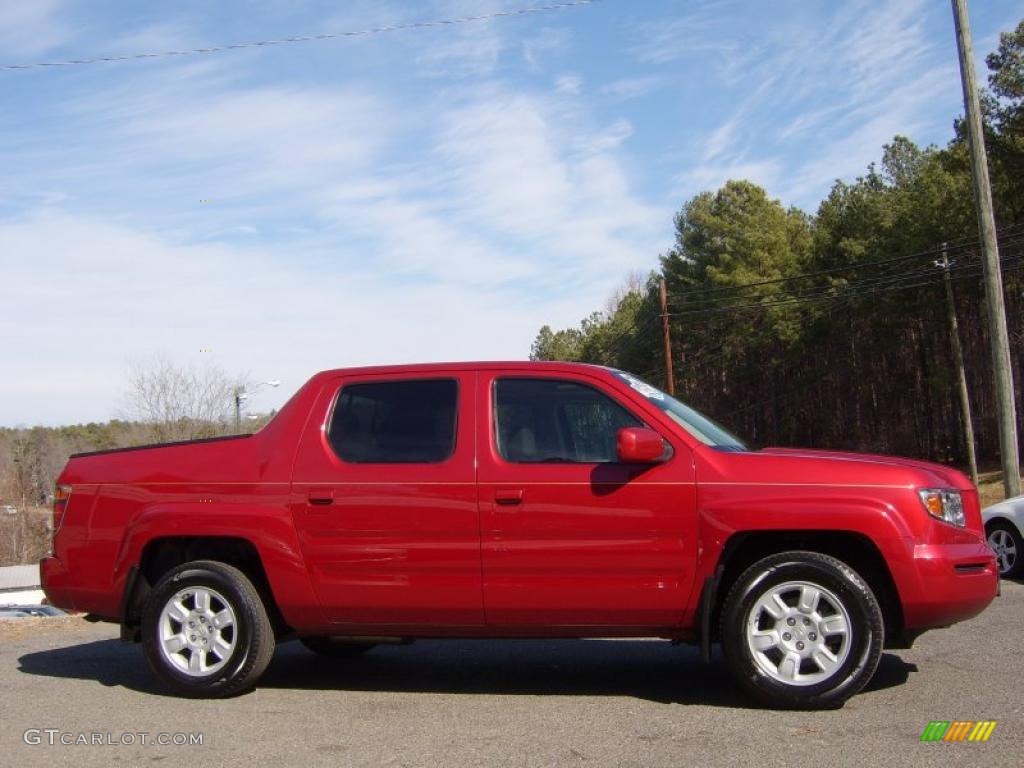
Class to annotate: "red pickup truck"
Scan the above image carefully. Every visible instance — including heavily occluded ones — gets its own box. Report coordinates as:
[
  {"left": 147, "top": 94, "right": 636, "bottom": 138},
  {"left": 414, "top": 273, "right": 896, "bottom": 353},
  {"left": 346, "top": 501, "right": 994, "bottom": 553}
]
[{"left": 42, "top": 362, "right": 998, "bottom": 708}]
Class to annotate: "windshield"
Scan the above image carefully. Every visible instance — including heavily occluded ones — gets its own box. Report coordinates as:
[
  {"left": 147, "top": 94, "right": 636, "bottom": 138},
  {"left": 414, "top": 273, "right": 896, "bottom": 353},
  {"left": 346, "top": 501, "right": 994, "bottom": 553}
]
[{"left": 611, "top": 370, "right": 749, "bottom": 451}]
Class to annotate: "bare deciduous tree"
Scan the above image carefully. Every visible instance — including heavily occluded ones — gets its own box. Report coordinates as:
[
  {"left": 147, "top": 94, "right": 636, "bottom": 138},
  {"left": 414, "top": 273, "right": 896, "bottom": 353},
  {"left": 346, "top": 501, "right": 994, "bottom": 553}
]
[
  {"left": 604, "top": 270, "right": 649, "bottom": 316},
  {"left": 121, "top": 355, "right": 244, "bottom": 442}
]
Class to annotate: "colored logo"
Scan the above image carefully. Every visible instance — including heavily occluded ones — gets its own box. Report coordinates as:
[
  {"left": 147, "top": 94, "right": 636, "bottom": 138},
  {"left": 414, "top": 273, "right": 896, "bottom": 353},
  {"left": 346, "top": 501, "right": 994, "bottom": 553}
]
[{"left": 920, "top": 721, "right": 996, "bottom": 742}]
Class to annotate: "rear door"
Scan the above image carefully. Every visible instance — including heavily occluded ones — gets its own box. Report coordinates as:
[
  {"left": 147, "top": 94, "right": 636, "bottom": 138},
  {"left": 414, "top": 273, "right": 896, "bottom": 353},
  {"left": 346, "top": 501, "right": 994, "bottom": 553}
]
[
  {"left": 477, "top": 369, "right": 697, "bottom": 629},
  {"left": 290, "top": 370, "right": 482, "bottom": 627}
]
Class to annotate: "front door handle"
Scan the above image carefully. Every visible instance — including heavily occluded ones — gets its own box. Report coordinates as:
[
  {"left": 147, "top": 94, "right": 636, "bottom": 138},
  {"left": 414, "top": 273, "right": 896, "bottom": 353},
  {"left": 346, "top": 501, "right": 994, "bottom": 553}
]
[
  {"left": 494, "top": 489, "right": 524, "bottom": 506},
  {"left": 308, "top": 489, "right": 334, "bottom": 506}
]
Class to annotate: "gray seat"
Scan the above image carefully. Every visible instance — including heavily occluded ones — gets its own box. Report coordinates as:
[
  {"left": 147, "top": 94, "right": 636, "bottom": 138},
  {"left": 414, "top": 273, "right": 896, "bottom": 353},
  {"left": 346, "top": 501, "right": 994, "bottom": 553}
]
[{"left": 505, "top": 427, "right": 537, "bottom": 462}]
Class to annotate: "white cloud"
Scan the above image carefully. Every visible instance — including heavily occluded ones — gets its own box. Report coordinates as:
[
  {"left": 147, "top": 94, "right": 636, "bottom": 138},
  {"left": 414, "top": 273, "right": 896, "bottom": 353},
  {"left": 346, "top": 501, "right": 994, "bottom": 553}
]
[
  {"left": 9, "top": 0, "right": 990, "bottom": 427},
  {"left": 573, "top": 118, "right": 634, "bottom": 156},
  {"left": 0, "top": 0, "right": 71, "bottom": 59},
  {"left": 629, "top": 4, "right": 732, "bottom": 65},
  {"left": 521, "top": 26, "right": 571, "bottom": 72},
  {"left": 104, "top": 21, "right": 198, "bottom": 56},
  {"left": 436, "top": 94, "right": 576, "bottom": 236},
  {"left": 434, "top": 90, "right": 662, "bottom": 263},
  {"left": 409, "top": 0, "right": 512, "bottom": 78},
  {"left": 415, "top": 33, "right": 503, "bottom": 77},
  {"left": 19, "top": 66, "right": 400, "bottom": 243},
  {"left": 654, "top": 0, "right": 962, "bottom": 209},
  {"left": 554, "top": 73, "right": 583, "bottom": 95},
  {"left": 0, "top": 209, "right": 605, "bottom": 425},
  {"left": 0, "top": 62, "right": 667, "bottom": 424},
  {"left": 673, "top": 159, "right": 784, "bottom": 202},
  {"left": 598, "top": 76, "right": 666, "bottom": 101},
  {"left": 777, "top": 68, "right": 953, "bottom": 204},
  {"left": 87, "top": 79, "right": 392, "bottom": 191},
  {"left": 701, "top": 118, "right": 738, "bottom": 164}
]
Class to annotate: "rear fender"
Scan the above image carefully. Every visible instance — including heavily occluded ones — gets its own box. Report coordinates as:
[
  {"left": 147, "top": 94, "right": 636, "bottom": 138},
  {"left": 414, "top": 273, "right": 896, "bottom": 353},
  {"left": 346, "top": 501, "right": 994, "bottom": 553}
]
[{"left": 114, "top": 502, "right": 325, "bottom": 629}]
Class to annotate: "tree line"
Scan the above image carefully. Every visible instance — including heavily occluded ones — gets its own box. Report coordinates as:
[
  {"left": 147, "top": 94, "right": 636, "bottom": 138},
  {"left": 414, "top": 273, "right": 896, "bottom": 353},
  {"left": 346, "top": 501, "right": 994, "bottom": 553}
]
[
  {"left": 531, "top": 20, "right": 1024, "bottom": 470},
  {"left": 0, "top": 357, "right": 273, "bottom": 564}
]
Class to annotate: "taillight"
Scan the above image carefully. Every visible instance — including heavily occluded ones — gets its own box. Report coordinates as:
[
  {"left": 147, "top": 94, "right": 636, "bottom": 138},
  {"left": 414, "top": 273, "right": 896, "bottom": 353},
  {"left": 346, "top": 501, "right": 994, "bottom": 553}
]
[{"left": 53, "top": 484, "right": 72, "bottom": 537}]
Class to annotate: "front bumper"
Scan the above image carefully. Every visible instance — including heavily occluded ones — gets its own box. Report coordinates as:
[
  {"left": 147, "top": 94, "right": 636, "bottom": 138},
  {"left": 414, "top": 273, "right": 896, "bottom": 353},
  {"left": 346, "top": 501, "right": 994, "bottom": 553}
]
[{"left": 899, "top": 541, "right": 999, "bottom": 630}]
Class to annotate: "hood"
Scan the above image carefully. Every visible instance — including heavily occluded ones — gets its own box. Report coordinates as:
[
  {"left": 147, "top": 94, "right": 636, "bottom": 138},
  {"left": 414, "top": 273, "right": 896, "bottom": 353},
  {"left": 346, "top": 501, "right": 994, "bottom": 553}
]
[{"left": 758, "top": 447, "right": 972, "bottom": 490}]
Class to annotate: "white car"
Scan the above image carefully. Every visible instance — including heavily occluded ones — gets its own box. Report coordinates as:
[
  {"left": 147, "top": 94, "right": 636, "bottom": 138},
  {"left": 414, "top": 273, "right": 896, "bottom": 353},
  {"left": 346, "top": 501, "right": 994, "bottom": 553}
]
[{"left": 983, "top": 495, "right": 1024, "bottom": 578}]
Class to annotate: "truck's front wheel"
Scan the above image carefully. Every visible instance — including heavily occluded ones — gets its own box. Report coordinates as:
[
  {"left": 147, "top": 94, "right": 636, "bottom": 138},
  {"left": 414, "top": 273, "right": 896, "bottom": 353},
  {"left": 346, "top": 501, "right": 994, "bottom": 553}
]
[
  {"left": 142, "top": 560, "right": 275, "bottom": 698},
  {"left": 720, "top": 551, "right": 883, "bottom": 709}
]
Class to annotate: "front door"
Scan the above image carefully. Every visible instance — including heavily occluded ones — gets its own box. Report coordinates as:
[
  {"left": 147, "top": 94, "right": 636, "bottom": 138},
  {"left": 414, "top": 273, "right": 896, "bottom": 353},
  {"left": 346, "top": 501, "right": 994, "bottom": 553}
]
[
  {"left": 291, "top": 371, "right": 482, "bottom": 627},
  {"left": 476, "top": 370, "right": 697, "bottom": 629}
]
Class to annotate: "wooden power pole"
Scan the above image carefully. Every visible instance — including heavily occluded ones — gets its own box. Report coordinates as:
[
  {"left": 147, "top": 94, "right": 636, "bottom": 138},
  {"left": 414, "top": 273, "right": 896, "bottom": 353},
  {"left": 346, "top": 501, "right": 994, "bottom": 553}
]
[
  {"left": 659, "top": 279, "right": 675, "bottom": 395},
  {"left": 951, "top": 0, "right": 1021, "bottom": 497},
  {"left": 938, "top": 247, "right": 979, "bottom": 485}
]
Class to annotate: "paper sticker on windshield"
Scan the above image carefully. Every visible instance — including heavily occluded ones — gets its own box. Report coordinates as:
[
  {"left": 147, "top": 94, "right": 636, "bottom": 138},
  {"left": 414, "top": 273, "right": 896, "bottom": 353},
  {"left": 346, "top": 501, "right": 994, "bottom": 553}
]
[{"left": 620, "top": 374, "right": 665, "bottom": 401}]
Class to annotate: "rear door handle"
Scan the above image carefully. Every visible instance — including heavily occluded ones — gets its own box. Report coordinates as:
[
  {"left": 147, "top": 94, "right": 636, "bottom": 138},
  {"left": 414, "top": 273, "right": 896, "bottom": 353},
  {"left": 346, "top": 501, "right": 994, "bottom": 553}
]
[
  {"left": 494, "top": 489, "right": 524, "bottom": 506},
  {"left": 308, "top": 489, "right": 334, "bottom": 506}
]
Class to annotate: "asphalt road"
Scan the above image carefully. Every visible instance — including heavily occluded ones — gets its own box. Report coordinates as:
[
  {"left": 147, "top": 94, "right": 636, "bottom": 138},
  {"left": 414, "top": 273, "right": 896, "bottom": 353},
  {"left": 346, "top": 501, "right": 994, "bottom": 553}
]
[{"left": 2, "top": 581, "right": 1022, "bottom": 768}]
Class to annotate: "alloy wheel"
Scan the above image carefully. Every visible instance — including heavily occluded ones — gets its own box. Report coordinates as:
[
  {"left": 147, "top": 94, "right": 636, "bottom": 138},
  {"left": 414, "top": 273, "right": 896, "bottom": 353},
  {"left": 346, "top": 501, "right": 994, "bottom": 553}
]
[
  {"left": 745, "top": 580, "right": 853, "bottom": 687},
  {"left": 157, "top": 586, "right": 238, "bottom": 677}
]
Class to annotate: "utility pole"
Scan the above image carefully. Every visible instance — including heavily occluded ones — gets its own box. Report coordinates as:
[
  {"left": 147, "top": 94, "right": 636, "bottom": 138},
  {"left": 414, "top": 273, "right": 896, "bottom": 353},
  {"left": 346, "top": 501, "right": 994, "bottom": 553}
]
[
  {"left": 938, "top": 246, "right": 979, "bottom": 485},
  {"left": 659, "top": 279, "right": 675, "bottom": 395},
  {"left": 233, "top": 386, "right": 244, "bottom": 431},
  {"left": 951, "top": 0, "right": 1021, "bottom": 497},
  {"left": 233, "top": 380, "right": 278, "bottom": 432}
]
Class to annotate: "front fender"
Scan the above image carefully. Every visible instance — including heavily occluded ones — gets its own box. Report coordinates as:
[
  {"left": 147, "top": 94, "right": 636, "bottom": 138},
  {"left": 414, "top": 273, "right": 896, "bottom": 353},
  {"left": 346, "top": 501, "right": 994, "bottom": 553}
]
[{"left": 693, "top": 486, "right": 916, "bottom": 604}]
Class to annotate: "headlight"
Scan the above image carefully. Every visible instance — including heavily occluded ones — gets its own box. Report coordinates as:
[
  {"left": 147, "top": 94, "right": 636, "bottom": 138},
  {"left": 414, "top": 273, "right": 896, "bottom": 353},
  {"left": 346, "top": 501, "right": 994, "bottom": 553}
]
[{"left": 918, "top": 488, "right": 966, "bottom": 527}]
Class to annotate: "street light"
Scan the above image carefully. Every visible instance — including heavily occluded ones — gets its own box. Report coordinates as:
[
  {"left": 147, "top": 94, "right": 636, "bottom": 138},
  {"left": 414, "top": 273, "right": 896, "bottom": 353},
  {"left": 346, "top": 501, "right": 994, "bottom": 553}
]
[{"left": 234, "top": 380, "right": 281, "bottom": 430}]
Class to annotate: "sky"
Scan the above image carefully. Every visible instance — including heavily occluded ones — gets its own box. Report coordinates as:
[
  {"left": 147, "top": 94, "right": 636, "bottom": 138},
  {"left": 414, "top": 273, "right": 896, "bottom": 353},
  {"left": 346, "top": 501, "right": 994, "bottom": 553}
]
[{"left": 0, "top": 0, "right": 1020, "bottom": 426}]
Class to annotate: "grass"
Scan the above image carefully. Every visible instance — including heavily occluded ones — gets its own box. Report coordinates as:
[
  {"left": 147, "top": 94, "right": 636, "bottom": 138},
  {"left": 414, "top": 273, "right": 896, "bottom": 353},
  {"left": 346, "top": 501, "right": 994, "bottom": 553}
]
[{"left": 976, "top": 470, "right": 1024, "bottom": 508}]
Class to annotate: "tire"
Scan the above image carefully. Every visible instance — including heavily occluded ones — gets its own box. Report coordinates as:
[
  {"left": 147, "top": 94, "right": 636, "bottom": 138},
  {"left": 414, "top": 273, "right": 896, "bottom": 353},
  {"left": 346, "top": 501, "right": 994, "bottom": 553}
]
[
  {"left": 987, "top": 521, "right": 1023, "bottom": 578},
  {"left": 300, "top": 637, "right": 377, "bottom": 658},
  {"left": 142, "top": 560, "right": 275, "bottom": 698},
  {"left": 720, "top": 551, "right": 884, "bottom": 710}
]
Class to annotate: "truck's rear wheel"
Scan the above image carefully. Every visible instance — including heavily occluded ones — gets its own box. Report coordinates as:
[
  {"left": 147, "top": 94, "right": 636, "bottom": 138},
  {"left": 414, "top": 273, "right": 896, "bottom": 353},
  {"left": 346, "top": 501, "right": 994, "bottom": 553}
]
[
  {"left": 720, "top": 551, "right": 883, "bottom": 709},
  {"left": 142, "top": 560, "right": 275, "bottom": 698}
]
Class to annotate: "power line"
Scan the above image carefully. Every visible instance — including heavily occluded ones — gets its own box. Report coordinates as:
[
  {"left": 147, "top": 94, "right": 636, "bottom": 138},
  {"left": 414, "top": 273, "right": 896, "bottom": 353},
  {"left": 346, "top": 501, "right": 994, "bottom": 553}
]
[
  {"left": 555, "top": 246, "right": 1024, "bottom": 374},
  {"left": 646, "top": 249, "right": 1024, "bottom": 391},
  {"left": 596, "top": 313, "right": 659, "bottom": 361},
  {"left": 0, "top": 1, "right": 600, "bottom": 71},
  {"left": 667, "top": 249, "right": 1024, "bottom": 319},
  {"left": 710, "top": 260, "right": 1024, "bottom": 422},
  {"left": 665, "top": 231, "right": 1024, "bottom": 317},
  {"left": 659, "top": 253, "right": 1024, "bottom": 405},
  {"left": 568, "top": 237, "right": 1024, "bottom": 427},
  {"left": 664, "top": 224, "right": 1024, "bottom": 306}
]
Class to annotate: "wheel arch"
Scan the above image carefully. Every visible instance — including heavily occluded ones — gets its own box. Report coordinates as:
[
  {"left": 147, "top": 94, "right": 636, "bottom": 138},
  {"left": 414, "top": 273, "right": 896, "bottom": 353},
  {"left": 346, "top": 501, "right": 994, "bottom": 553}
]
[
  {"left": 122, "top": 536, "right": 290, "bottom": 641},
  {"left": 707, "top": 530, "right": 905, "bottom": 649},
  {"left": 114, "top": 502, "right": 325, "bottom": 641},
  {"left": 984, "top": 514, "right": 1024, "bottom": 537}
]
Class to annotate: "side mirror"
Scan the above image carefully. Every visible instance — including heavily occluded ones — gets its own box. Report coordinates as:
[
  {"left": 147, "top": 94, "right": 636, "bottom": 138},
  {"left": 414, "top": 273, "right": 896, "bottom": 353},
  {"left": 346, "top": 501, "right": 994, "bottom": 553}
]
[{"left": 617, "top": 427, "right": 665, "bottom": 464}]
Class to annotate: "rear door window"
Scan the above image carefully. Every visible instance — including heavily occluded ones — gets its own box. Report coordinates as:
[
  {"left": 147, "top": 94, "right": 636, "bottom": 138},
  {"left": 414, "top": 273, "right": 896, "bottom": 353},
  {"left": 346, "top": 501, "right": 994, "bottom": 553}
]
[{"left": 328, "top": 379, "right": 457, "bottom": 463}]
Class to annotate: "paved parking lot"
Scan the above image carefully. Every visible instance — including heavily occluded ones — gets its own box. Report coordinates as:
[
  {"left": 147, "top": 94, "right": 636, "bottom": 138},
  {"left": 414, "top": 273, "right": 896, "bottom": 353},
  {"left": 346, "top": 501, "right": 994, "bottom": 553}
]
[{"left": 2, "top": 580, "right": 1021, "bottom": 768}]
